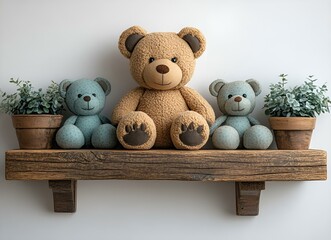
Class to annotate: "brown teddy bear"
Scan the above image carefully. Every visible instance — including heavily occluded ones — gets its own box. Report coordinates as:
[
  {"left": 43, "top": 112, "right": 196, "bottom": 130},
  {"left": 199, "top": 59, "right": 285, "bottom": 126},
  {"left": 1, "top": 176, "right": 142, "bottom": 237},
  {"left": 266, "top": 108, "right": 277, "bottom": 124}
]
[{"left": 112, "top": 26, "right": 215, "bottom": 150}]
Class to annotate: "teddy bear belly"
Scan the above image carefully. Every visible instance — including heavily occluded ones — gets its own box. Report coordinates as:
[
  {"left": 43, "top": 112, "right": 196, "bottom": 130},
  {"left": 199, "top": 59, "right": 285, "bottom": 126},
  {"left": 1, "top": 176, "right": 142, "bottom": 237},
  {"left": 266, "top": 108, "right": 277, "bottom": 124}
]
[
  {"left": 137, "top": 90, "right": 189, "bottom": 148},
  {"left": 75, "top": 115, "right": 102, "bottom": 145},
  {"left": 225, "top": 116, "right": 251, "bottom": 137}
]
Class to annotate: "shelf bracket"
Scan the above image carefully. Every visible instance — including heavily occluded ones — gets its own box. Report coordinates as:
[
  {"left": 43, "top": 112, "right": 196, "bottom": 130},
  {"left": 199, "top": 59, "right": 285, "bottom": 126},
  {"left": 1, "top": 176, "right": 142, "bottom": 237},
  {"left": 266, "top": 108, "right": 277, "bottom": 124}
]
[
  {"left": 235, "top": 181, "right": 265, "bottom": 216},
  {"left": 49, "top": 180, "right": 77, "bottom": 213}
]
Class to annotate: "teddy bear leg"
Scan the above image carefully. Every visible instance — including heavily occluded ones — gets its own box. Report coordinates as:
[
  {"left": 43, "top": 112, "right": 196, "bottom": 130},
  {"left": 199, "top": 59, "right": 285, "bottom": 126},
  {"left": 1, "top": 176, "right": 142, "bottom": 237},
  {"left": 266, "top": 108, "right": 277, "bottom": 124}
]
[
  {"left": 117, "top": 111, "right": 156, "bottom": 149},
  {"left": 56, "top": 124, "right": 85, "bottom": 149},
  {"left": 243, "top": 125, "right": 273, "bottom": 150},
  {"left": 170, "top": 111, "right": 209, "bottom": 150},
  {"left": 91, "top": 124, "right": 117, "bottom": 149},
  {"left": 212, "top": 125, "right": 240, "bottom": 150}
]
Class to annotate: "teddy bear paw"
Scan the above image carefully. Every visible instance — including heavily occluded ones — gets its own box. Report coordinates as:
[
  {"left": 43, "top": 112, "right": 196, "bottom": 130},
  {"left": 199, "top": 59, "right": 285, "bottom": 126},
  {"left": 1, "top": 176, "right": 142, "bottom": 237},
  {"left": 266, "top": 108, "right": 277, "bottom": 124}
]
[
  {"left": 123, "top": 123, "right": 149, "bottom": 146},
  {"left": 179, "top": 122, "right": 204, "bottom": 146}
]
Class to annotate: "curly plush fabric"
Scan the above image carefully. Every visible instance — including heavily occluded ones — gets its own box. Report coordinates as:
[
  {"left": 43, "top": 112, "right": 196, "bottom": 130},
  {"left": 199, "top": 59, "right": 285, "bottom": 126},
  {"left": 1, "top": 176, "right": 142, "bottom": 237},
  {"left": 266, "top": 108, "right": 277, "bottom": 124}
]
[{"left": 112, "top": 26, "right": 215, "bottom": 150}]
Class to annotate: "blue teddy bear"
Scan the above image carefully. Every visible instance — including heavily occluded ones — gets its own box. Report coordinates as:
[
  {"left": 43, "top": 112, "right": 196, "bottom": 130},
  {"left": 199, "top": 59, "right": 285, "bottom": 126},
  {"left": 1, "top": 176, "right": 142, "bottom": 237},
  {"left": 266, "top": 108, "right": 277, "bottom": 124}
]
[
  {"left": 209, "top": 79, "right": 273, "bottom": 150},
  {"left": 56, "top": 78, "right": 117, "bottom": 149}
]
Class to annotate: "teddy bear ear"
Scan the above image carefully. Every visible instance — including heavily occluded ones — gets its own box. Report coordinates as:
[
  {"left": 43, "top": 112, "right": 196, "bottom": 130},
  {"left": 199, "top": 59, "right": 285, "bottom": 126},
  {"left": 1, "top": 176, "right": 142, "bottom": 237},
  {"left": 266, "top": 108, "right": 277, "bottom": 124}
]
[
  {"left": 209, "top": 79, "right": 226, "bottom": 97},
  {"left": 59, "top": 79, "right": 72, "bottom": 98},
  {"left": 178, "top": 27, "right": 206, "bottom": 59},
  {"left": 118, "top": 26, "right": 147, "bottom": 58},
  {"left": 94, "top": 77, "right": 111, "bottom": 96},
  {"left": 246, "top": 79, "right": 261, "bottom": 96}
]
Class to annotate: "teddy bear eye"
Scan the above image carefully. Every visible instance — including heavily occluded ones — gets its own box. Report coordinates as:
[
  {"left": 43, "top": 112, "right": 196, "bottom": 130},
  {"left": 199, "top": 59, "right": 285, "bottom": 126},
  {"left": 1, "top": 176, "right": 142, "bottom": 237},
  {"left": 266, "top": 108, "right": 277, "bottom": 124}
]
[
  {"left": 149, "top": 57, "right": 155, "bottom": 63},
  {"left": 243, "top": 94, "right": 247, "bottom": 98},
  {"left": 92, "top": 93, "right": 96, "bottom": 97},
  {"left": 171, "top": 57, "right": 178, "bottom": 63},
  {"left": 228, "top": 94, "right": 233, "bottom": 99},
  {"left": 77, "top": 94, "right": 82, "bottom": 98}
]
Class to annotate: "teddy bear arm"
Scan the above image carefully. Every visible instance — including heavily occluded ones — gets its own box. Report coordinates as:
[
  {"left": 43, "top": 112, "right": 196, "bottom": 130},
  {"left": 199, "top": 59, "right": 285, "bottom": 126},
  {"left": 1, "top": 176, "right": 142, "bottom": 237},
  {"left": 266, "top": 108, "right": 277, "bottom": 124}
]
[
  {"left": 210, "top": 115, "right": 227, "bottom": 135},
  {"left": 111, "top": 87, "right": 145, "bottom": 124},
  {"left": 99, "top": 115, "right": 111, "bottom": 124},
  {"left": 179, "top": 87, "right": 215, "bottom": 125},
  {"left": 247, "top": 115, "right": 260, "bottom": 125},
  {"left": 63, "top": 115, "right": 78, "bottom": 125}
]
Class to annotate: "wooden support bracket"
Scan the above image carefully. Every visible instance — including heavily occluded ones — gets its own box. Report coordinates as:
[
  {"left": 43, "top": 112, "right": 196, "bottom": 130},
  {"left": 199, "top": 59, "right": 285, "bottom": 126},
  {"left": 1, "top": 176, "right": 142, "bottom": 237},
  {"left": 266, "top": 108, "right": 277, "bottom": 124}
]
[
  {"left": 49, "top": 180, "right": 77, "bottom": 213},
  {"left": 235, "top": 181, "right": 265, "bottom": 216}
]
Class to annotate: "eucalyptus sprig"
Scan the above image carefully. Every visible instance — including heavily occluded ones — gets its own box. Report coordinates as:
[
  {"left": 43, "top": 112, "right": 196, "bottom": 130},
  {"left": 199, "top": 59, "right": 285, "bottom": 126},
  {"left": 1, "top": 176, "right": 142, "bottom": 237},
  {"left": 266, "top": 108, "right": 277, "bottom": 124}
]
[
  {"left": 264, "top": 74, "right": 330, "bottom": 117},
  {"left": 0, "top": 78, "right": 64, "bottom": 115}
]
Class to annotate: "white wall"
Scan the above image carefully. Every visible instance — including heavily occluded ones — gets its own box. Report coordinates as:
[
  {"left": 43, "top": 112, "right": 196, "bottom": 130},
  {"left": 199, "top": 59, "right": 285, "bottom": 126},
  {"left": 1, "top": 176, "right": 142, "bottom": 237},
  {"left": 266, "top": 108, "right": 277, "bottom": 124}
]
[{"left": 1, "top": 0, "right": 331, "bottom": 239}]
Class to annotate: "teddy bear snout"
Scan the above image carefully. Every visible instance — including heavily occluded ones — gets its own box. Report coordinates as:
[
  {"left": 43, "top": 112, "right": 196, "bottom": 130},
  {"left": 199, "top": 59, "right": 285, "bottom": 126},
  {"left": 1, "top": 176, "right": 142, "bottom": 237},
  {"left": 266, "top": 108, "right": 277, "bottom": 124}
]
[
  {"left": 234, "top": 96, "right": 242, "bottom": 102},
  {"left": 83, "top": 96, "right": 91, "bottom": 102},
  {"left": 156, "top": 64, "right": 170, "bottom": 74}
]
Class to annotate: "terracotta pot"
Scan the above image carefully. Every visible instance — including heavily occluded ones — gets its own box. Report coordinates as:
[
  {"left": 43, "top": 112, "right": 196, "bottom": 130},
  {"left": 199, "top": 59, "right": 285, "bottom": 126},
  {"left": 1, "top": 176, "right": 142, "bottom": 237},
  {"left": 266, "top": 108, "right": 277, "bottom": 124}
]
[
  {"left": 12, "top": 115, "right": 63, "bottom": 149},
  {"left": 269, "top": 117, "right": 316, "bottom": 150}
]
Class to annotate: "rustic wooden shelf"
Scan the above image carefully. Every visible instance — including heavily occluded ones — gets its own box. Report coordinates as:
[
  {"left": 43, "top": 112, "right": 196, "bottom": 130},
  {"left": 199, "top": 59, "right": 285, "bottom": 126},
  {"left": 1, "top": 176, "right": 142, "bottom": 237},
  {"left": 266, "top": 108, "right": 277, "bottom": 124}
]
[{"left": 5, "top": 149, "right": 327, "bottom": 215}]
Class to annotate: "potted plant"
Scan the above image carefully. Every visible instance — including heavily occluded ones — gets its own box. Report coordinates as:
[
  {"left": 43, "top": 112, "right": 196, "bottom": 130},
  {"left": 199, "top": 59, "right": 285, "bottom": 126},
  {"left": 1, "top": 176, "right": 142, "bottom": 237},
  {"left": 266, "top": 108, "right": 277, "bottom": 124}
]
[
  {"left": 0, "top": 78, "right": 64, "bottom": 149},
  {"left": 264, "top": 74, "right": 330, "bottom": 150}
]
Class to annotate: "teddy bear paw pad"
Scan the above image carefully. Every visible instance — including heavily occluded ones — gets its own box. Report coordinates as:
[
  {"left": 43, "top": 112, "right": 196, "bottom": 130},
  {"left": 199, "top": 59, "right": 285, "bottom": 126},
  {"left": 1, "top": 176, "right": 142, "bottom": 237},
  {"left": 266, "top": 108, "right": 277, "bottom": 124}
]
[
  {"left": 123, "top": 123, "right": 149, "bottom": 146},
  {"left": 179, "top": 122, "right": 204, "bottom": 146}
]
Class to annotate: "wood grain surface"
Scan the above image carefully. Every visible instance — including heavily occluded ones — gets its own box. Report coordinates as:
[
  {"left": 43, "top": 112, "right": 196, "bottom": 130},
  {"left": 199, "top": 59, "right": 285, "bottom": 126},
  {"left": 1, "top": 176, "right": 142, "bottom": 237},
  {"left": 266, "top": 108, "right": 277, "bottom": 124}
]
[
  {"left": 5, "top": 149, "right": 327, "bottom": 181},
  {"left": 49, "top": 180, "right": 76, "bottom": 213},
  {"left": 236, "top": 182, "right": 265, "bottom": 216}
]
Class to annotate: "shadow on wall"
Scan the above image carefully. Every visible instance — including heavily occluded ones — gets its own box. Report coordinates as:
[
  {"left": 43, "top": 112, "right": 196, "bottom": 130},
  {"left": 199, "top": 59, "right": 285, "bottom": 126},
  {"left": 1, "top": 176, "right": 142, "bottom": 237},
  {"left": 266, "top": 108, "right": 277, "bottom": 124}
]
[
  {"left": 0, "top": 115, "right": 19, "bottom": 150},
  {"left": 0, "top": 178, "right": 52, "bottom": 213},
  {"left": 95, "top": 41, "right": 138, "bottom": 114},
  {"left": 78, "top": 180, "right": 237, "bottom": 217}
]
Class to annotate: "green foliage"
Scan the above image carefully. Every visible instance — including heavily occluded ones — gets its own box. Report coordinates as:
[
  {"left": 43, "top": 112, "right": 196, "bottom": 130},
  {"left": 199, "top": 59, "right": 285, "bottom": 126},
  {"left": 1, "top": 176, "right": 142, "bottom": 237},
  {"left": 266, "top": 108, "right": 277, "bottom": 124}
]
[
  {"left": 264, "top": 74, "right": 331, "bottom": 117},
  {"left": 0, "top": 78, "right": 64, "bottom": 115}
]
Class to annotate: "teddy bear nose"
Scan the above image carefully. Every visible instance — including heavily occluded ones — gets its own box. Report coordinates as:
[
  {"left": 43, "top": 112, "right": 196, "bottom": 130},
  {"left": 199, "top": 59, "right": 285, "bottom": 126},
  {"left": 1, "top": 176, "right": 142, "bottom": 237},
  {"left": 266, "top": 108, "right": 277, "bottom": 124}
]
[
  {"left": 83, "top": 96, "right": 91, "bottom": 102},
  {"left": 234, "top": 96, "right": 242, "bottom": 102},
  {"left": 156, "top": 64, "right": 170, "bottom": 74}
]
